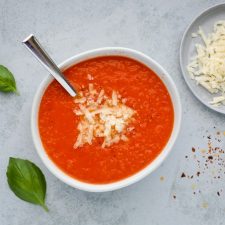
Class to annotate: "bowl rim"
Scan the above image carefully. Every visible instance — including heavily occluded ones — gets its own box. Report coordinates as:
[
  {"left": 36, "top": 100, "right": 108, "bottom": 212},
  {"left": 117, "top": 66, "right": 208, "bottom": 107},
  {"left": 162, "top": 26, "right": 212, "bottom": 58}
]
[{"left": 31, "top": 47, "right": 182, "bottom": 192}]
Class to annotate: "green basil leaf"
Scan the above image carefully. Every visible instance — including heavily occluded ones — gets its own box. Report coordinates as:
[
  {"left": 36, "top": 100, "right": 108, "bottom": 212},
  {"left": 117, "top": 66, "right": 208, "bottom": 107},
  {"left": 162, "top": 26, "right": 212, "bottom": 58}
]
[
  {"left": 6, "top": 157, "right": 48, "bottom": 211},
  {"left": 0, "top": 65, "right": 18, "bottom": 93}
]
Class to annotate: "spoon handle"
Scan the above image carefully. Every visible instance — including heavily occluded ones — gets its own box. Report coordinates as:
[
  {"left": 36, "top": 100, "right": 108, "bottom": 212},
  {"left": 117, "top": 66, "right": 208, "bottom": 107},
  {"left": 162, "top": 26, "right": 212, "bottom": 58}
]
[{"left": 22, "top": 34, "right": 77, "bottom": 97}]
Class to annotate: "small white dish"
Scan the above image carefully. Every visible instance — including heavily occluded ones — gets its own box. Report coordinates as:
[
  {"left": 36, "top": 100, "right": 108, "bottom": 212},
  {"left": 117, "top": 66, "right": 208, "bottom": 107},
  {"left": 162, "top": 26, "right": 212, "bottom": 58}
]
[
  {"left": 180, "top": 3, "right": 225, "bottom": 114},
  {"left": 31, "top": 47, "right": 182, "bottom": 192}
]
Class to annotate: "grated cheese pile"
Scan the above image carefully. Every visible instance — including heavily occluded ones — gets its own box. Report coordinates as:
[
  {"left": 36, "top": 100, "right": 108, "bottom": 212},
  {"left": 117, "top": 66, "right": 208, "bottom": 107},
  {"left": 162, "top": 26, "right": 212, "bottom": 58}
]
[
  {"left": 73, "top": 82, "right": 135, "bottom": 149},
  {"left": 187, "top": 21, "right": 225, "bottom": 106}
]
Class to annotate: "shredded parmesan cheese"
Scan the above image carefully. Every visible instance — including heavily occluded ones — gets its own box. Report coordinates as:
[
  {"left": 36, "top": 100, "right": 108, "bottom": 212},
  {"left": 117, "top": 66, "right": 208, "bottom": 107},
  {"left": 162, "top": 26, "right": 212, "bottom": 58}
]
[
  {"left": 73, "top": 82, "right": 135, "bottom": 149},
  {"left": 187, "top": 21, "right": 225, "bottom": 106},
  {"left": 87, "top": 74, "right": 94, "bottom": 80}
]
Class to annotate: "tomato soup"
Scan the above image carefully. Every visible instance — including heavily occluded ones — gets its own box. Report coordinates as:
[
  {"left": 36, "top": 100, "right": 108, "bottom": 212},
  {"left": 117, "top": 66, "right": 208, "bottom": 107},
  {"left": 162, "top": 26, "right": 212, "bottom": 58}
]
[{"left": 39, "top": 56, "right": 174, "bottom": 184}]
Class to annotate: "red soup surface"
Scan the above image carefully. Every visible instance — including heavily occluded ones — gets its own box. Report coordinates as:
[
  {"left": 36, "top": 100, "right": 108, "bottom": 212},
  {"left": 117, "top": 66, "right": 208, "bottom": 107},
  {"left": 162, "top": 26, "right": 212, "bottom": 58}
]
[{"left": 39, "top": 56, "right": 174, "bottom": 184}]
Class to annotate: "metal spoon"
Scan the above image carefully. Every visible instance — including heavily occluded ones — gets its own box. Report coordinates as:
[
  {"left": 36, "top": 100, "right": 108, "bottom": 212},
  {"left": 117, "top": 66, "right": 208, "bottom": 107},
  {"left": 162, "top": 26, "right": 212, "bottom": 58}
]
[{"left": 22, "top": 34, "right": 77, "bottom": 97}]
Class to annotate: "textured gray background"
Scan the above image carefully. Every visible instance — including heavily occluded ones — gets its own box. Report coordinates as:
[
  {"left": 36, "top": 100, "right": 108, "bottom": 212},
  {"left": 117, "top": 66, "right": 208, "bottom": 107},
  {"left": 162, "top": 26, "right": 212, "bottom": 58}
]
[{"left": 0, "top": 0, "right": 225, "bottom": 225}]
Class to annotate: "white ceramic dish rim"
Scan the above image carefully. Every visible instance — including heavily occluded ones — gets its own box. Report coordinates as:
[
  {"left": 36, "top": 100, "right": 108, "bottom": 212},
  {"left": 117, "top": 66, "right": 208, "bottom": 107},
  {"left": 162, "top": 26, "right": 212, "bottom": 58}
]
[
  {"left": 31, "top": 47, "right": 182, "bottom": 192},
  {"left": 180, "top": 3, "right": 225, "bottom": 115}
]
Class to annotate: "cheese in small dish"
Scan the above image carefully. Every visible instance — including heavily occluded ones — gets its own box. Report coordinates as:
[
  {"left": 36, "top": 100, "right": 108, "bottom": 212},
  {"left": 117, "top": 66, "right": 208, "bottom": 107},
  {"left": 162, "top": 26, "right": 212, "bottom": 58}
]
[{"left": 187, "top": 21, "right": 225, "bottom": 106}]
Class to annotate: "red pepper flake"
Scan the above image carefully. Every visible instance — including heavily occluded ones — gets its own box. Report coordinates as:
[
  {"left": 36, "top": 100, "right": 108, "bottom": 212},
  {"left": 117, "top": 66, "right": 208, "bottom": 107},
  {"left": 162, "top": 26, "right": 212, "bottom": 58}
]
[
  {"left": 192, "top": 147, "right": 196, "bottom": 152},
  {"left": 181, "top": 172, "right": 186, "bottom": 178},
  {"left": 208, "top": 156, "right": 213, "bottom": 160}
]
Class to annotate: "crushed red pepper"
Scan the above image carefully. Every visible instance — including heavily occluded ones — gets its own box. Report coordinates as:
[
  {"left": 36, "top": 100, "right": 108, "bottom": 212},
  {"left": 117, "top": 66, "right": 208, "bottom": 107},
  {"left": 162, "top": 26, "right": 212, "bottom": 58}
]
[
  {"left": 181, "top": 172, "right": 186, "bottom": 178},
  {"left": 180, "top": 129, "right": 225, "bottom": 197}
]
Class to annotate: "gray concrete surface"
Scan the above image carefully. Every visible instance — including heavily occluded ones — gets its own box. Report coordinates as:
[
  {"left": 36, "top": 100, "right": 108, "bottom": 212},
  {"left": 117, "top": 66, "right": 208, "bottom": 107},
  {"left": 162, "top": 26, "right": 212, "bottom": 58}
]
[{"left": 0, "top": 0, "right": 225, "bottom": 224}]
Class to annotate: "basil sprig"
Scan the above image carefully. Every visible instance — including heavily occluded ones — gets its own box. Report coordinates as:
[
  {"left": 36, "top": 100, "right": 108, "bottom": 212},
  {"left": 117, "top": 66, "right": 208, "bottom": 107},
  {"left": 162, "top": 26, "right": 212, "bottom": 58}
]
[
  {"left": 6, "top": 158, "right": 48, "bottom": 211},
  {"left": 0, "top": 65, "right": 18, "bottom": 93}
]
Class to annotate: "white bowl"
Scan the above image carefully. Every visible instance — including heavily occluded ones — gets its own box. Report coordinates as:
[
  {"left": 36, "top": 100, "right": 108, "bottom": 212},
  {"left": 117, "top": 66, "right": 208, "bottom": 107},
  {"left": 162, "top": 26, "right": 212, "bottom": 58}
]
[{"left": 31, "top": 47, "right": 182, "bottom": 192}]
